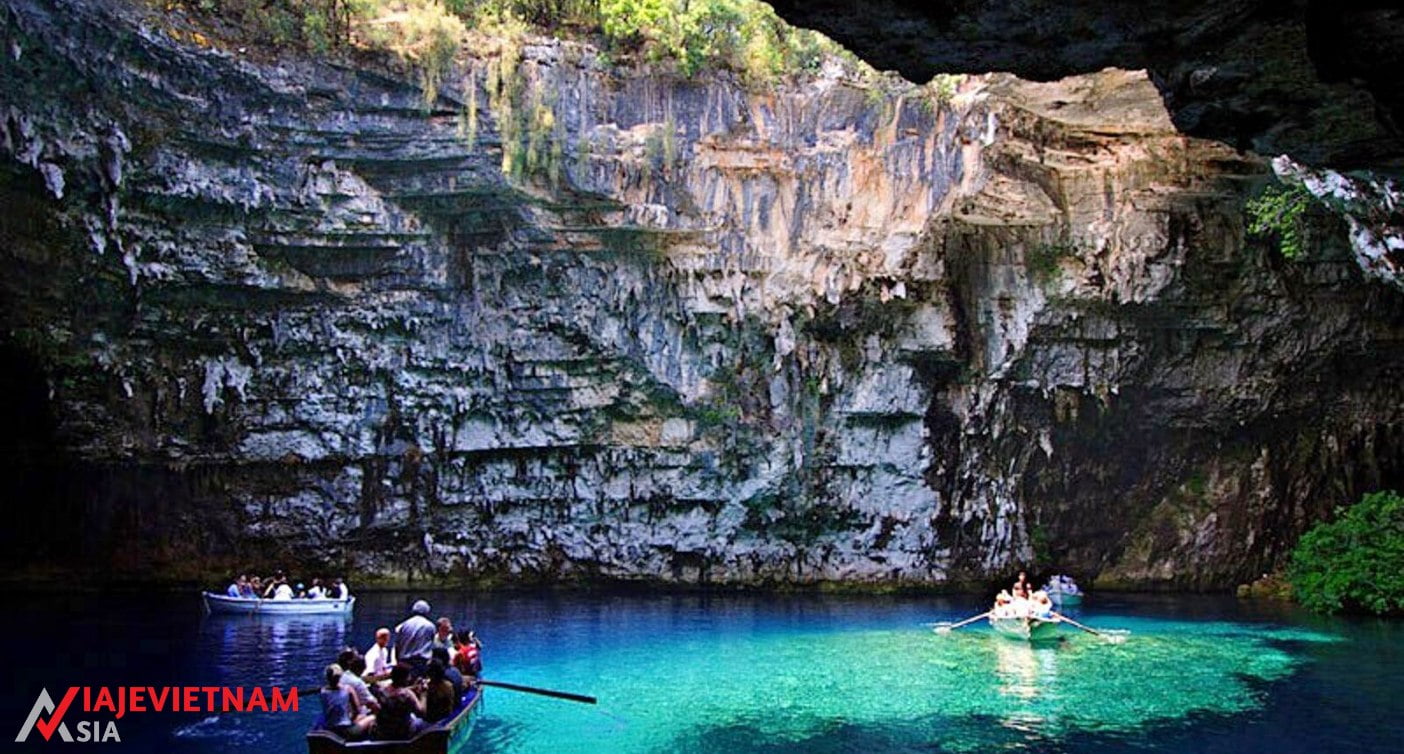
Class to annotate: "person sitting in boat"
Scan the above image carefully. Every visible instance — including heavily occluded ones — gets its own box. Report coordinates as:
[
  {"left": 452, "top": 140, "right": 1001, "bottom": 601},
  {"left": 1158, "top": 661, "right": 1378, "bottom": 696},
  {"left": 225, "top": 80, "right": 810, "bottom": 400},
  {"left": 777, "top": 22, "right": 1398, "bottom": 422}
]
[
  {"left": 365, "top": 628, "right": 396, "bottom": 680},
  {"left": 225, "top": 575, "right": 246, "bottom": 598},
  {"left": 263, "top": 570, "right": 286, "bottom": 597},
  {"left": 991, "top": 590, "right": 1014, "bottom": 619},
  {"left": 394, "top": 600, "right": 437, "bottom": 675},
  {"left": 262, "top": 574, "right": 294, "bottom": 600},
  {"left": 453, "top": 629, "right": 482, "bottom": 678},
  {"left": 1030, "top": 590, "right": 1055, "bottom": 619},
  {"left": 237, "top": 575, "right": 256, "bottom": 598},
  {"left": 422, "top": 659, "right": 457, "bottom": 723},
  {"left": 306, "top": 578, "right": 326, "bottom": 599},
  {"left": 431, "top": 617, "right": 455, "bottom": 653},
  {"left": 432, "top": 647, "right": 464, "bottom": 696},
  {"left": 319, "top": 663, "right": 373, "bottom": 740},
  {"left": 372, "top": 662, "right": 426, "bottom": 740},
  {"left": 328, "top": 577, "right": 349, "bottom": 599},
  {"left": 337, "top": 649, "right": 380, "bottom": 715}
]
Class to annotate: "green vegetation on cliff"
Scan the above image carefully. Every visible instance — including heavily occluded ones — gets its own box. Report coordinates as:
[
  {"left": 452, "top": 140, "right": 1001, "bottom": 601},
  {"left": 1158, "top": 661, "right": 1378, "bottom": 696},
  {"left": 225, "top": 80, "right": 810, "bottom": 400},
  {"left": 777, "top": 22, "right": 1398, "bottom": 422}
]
[
  {"left": 1289, "top": 491, "right": 1404, "bottom": 615},
  {"left": 180, "top": 0, "right": 849, "bottom": 90},
  {"left": 1246, "top": 180, "right": 1317, "bottom": 260}
]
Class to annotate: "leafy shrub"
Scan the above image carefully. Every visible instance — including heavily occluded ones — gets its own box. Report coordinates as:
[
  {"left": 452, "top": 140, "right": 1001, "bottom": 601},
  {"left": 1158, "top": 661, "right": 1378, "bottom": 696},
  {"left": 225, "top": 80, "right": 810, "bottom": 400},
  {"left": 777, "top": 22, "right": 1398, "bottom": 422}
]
[
  {"left": 1289, "top": 491, "right": 1404, "bottom": 615},
  {"left": 1246, "top": 181, "right": 1316, "bottom": 260},
  {"left": 598, "top": 0, "right": 847, "bottom": 84},
  {"left": 361, "top": 1, "right": 467, "bottom": 108}
]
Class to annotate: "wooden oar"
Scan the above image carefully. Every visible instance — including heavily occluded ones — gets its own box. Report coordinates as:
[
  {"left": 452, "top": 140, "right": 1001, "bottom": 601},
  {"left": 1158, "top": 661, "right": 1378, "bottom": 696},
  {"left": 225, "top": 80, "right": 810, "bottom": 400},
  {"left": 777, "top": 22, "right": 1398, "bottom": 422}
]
[
  {"left": 1052, "top": 611, "right": 1126, "bottom": 642},
  {"left": 479, "top": 679, "right": 597, "bottom": 704},
  {"left": 932, "top": 610, "right": 991, "bottom": 634}
]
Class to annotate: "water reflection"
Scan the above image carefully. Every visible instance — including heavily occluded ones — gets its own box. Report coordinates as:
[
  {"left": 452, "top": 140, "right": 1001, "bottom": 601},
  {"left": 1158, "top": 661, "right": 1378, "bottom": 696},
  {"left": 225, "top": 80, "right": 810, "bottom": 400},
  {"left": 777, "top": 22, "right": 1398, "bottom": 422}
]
[
  {"left": 199, "top": 613, "right": 350, "bottom": 686},
  {"left": 991, "top": 639, "right": 1059, "bottom": 701}
]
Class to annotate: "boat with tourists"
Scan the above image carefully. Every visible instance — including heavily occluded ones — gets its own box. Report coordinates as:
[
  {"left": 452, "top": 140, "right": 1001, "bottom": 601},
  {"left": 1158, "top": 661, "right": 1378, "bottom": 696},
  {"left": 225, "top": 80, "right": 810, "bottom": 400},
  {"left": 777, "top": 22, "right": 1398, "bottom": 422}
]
[
  {"left": 1043, "top": 574, "right": 1084, "bottom": 605},
  {"left": 307, "top": 686, "right": 483, "bottom": 754},
  {"left": 202, "top": 591, "right": 356, "bottom": 616}
]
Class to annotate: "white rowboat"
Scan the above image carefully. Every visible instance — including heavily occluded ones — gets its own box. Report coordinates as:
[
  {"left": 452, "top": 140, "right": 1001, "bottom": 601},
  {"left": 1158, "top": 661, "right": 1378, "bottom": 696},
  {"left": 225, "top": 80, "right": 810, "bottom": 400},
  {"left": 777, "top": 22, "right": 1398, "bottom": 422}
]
[
  {"left": 202, "top": 592, "right": 355, "bottom": 616},
  {"left": 990, "top": 615, "right": 1061, "bottom": 641},
  {"left": 1044, "top": 575, "right": 1085, "bottom": 605}
]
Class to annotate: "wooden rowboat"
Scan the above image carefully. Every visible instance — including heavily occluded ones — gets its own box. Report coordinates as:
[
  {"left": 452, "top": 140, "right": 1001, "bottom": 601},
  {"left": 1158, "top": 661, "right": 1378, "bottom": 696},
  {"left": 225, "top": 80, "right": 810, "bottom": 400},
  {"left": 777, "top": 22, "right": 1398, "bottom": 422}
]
[
  {"left": 1047, "top": 589, "right": 1083, "bottom": 606},
  {"left": 307, "top": 687, "right": 483, "bottom": 754},
  {"left": 990, "top": 614, "right": 1062, "bottom": 642},
  {"left": 202, "top": 592, "right": 355, "bottom": 616},
  {"left": 1044, "top": 577, "right": 1085, "bottom": 606}
]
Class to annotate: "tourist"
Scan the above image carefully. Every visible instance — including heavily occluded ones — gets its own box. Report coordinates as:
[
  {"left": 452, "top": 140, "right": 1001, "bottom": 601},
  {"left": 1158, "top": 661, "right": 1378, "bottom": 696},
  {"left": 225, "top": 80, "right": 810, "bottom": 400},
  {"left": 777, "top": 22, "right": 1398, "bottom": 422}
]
[
  {"left": 337, "top": 650, "right": 379, "bottom": 714},
  {"left": 307, "top": 578, "right": 326, "bottom": 599},
  {"left": 432, "top": 617, "right": 455, "bottom": 653},
  {"left": 373, "top": 662, "right": 426, "bottom": 740},
  {"left": 453, "top": 629, "right": 482, "bottom": 678},
  {"left": 272, "top": 578, "right": 294, "bottom": 600},
  {"left": 225, "top": 575, "right": 245, "bottom": 598},
  {"left": 237, "top": 575, "right": 256, "bottom": 598},
  {"left": 1031, "top": 590, "right": 1054, "bottom": 618},
  {"left": 1013, "top": 570, "right": 1031, "bottom": 599},
  {"left": 394, "top": 600, "right": 437, "bottom": 674},
  {"left": 432, "top": 647, "right": 464, "bottom": 696},
  {"left": 329, "top": 577, "right": 349, "bottom": 599},
  {"left": 422, "top": 659, "right": 457, "bottom": 723},
  {"left": 319, "top": 663, "right": 361, "bottom": 740},
  {"left": 365, "top": 628, "right": 396, "bottom": 679},
  {"left": 992, "top": 589, "right": 1014, "bottom": 618}
]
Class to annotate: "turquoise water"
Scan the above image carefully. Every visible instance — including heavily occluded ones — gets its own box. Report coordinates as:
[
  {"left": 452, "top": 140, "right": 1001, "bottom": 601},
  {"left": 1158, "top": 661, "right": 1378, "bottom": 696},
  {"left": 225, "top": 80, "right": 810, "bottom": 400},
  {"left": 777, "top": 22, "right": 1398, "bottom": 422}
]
[{"left": 3, "top": 591, "right": 1402, "bottom": 752}]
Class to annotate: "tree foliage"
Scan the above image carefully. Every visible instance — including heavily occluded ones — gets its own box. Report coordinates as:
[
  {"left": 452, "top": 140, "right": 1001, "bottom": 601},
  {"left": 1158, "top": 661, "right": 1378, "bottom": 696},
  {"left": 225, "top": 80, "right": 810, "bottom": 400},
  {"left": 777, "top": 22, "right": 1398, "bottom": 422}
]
[
  {"left": 188, "top": 0, "right": 842, "bottom": 87},
  {"left": 1289, "top": 491, "right": 1404, "bottom": 615},
  {"left": 598, "top": 0, "right": 833, "bottom": 81}
]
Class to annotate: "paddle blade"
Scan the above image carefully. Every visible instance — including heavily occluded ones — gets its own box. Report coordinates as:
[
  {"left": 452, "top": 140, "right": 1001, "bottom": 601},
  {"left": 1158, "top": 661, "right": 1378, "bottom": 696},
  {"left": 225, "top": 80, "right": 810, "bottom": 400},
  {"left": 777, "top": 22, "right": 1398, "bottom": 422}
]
[{"left": 1101, "top": 629, "right": 1130, "bottom": 644}]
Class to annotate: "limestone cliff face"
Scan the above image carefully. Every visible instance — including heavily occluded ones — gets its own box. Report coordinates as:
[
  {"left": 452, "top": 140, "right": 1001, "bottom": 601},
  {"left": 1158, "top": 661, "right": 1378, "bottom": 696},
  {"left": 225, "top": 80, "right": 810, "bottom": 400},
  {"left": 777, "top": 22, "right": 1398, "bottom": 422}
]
[{"left": 3, "top": 0, "right": 1403, "bottom": 588}]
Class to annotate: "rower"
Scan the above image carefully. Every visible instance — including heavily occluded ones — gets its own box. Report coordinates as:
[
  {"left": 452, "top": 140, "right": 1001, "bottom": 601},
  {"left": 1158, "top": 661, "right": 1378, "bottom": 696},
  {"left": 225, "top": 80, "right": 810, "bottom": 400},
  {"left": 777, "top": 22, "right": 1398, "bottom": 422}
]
[{"left": 1013, "top": 570, "right": 1031, "bottom": 599}]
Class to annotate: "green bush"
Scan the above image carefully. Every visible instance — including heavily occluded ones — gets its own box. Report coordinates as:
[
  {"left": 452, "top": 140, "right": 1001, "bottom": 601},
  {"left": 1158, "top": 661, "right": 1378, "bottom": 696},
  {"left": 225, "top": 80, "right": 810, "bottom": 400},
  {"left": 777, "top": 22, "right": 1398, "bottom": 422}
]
[
  {"left": 1289, "top": 491, "right": 1404, "bottom": 615},
  {"left": 598, "top": 0, "right": 847, "bottom": 83},
  {"left": 1246, "top": 180, "right": 1316, "bottom": 260}
]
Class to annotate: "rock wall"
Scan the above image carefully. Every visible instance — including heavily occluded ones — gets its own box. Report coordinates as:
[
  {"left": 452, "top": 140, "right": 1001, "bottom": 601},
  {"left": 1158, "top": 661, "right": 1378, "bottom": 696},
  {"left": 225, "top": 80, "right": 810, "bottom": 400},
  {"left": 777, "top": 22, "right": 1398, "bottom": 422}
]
[{"left": 3, "top": 0, "right": 1404, "bottom": 588}]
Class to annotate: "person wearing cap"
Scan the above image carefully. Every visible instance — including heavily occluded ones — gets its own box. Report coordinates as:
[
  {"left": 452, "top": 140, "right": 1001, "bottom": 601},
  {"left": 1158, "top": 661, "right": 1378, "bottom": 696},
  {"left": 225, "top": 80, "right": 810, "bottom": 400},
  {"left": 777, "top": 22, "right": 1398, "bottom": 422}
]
[{"left": 393, "top": 599, "right": 437, "bottom": 674}]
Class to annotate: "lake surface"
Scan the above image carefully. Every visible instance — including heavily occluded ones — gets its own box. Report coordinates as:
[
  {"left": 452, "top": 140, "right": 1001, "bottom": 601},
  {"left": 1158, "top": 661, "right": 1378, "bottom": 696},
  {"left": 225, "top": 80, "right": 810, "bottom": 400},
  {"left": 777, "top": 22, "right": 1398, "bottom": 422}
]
[{"left": 2, "top": 589, "right": 1402, "bottom": 752}]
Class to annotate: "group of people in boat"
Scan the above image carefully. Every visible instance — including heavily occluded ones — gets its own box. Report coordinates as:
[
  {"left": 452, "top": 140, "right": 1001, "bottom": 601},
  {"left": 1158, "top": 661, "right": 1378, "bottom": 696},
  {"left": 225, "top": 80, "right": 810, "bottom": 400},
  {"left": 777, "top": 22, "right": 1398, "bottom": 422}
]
[
  {"left": 225, "top": 571, "right": 350, "bottom": 601},
  {"left": 991, "top": 570, "right": 1056, "bottom": 620},
  {"left": 317, "top": 599, "right": 485, "bottom": 742}
]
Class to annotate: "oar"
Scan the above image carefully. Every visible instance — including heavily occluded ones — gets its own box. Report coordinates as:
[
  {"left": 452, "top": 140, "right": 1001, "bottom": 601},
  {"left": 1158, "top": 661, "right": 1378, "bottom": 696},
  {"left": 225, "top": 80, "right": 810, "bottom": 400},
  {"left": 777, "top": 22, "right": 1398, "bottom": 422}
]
[
  {"left": 479, "top": 679, "right": 597, "bottom": 705},
  {"left": 931, "top": 610, "right": 991, "bottom": 634},
  {"left": 1052, "top": 611, "right": 1126, "bottom": 643}
]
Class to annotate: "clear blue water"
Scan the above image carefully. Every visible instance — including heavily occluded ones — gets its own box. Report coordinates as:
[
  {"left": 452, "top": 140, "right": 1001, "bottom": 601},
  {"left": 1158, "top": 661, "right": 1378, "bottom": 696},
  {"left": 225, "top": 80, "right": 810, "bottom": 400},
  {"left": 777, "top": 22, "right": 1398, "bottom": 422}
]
[{"left": 2, "top": 590, "right": 1402, "bottom": 752}]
